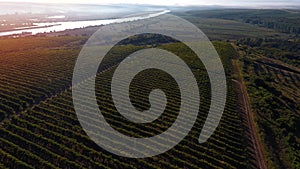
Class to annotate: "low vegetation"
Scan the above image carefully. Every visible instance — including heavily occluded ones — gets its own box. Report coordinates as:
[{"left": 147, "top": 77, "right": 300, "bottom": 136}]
[{"left": 0, "top": 35, "right": 248, "bottom": 168}]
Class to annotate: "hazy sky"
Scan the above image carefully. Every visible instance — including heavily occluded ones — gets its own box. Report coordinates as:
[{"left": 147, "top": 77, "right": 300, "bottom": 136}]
[{"left": 1, "top": 0, "right": 300, "bottom": 6}]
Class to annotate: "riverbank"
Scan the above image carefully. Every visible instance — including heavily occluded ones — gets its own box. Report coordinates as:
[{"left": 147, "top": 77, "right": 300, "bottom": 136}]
[{"left": 0, "top": 10, "right": 170, "bottom": 38}]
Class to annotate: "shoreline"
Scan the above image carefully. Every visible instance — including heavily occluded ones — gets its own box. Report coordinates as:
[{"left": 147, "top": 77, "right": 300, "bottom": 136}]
[{"left": 0, "top": 10, "right": 170, "bottom": 38}]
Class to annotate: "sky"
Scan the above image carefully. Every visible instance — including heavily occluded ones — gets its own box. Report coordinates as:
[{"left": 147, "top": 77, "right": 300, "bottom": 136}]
[{"left": 0, "top": 0, "right": 299, "bottom": 7}]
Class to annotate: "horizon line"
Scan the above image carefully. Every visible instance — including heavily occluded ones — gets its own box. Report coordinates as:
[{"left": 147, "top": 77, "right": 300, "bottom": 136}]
[{"left": 0, "top": 1, "right": 299, "bottom": 9}]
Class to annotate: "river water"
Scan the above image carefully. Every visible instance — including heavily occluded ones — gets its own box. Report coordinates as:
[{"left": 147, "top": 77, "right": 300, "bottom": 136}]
[{"left": 0, "top": 10, "right": 170, "bottom": 37}]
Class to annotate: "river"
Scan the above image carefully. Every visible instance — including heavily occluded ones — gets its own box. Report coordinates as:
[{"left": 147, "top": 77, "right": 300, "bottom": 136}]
[{"left": 0, "top": 10, "right": 170, "bottom": 37}]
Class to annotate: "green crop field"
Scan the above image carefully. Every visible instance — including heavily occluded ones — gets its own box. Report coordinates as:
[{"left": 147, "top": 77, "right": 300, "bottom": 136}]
[
  {"left": 0, "top": 35, "right": 249, "bottom": 168},
  {"left": 0, "top": 36, "right": 87, "bottom": 121},
  {"left": 0, "top": 7, "right": 299, "bottom": 169}
]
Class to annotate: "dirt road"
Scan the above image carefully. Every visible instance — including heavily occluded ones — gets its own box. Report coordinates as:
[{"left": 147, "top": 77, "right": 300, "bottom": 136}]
[{"left": 232, "top": 60, "right": 268, "bottom": 169}]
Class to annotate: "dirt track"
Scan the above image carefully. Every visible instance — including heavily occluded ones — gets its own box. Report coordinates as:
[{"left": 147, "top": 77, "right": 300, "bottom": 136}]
[{"left": 232, "top": 60, "right": 268, "bottom": 169}]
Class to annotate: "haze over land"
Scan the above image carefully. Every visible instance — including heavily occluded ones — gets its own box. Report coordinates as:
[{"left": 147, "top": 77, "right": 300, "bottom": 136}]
[
  {"left": 0, "top": 0, "right": 299, "bottom": 15},
  {"left": 1, "top": 0, "right": 300, "bottom": 7}
]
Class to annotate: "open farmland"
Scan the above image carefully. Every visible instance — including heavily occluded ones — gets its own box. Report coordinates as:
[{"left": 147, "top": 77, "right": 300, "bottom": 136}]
[
  {"left": 0, "top": 36, "right": 87, "bottom": 121},
  {"left": 0, "top": 35, "right": 249, "bottom": 168},
  {"left": 0, "top": 7, "right": 299, "bottom": 169}
]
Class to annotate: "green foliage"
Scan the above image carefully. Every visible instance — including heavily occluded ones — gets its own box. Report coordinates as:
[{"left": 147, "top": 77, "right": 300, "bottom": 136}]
[
  {"left": 241, "top": 51, "right": 300, "bottom": 169},
  {"left": 184, "top": 9, "right": 300, "bottom": 34},
  {"left": 0, "top": 36, "right": 86, "bottom": 120},
  {"left": 0, "top": 36, "right": 247, "bottom": 168},
  {"left": 237, "top": 37, "right": 300, "bottom": 67}
]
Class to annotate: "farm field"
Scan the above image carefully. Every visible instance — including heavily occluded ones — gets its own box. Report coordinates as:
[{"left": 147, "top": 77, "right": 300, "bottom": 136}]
[
  {"left": 0, "top": 36, "right": 87, "bottom": 121},
  {"left": 174, "top": 11, "right": 288, "bottom": 40},
  {"left": 179, "top": 9, "right": 300, "bottom": 168},
  {"left": 0, "top": 36, "right": 249, "bottom": 168},
  {"left": 0, "top": 7, "right": 299, "bottom": 169}
]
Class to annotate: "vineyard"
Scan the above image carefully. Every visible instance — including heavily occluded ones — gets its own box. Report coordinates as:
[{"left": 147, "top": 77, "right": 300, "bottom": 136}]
[
  {"left": 0, "top": 36, "right": 249, "bottom": 168},
  {"left": 0, "top": 36, "right": 88, "bottom": 121}
]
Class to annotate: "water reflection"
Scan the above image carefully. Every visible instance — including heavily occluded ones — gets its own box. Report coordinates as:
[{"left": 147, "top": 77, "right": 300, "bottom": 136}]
[{"left": 0, "top": 10, "right": 170, "bottom": 37}]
